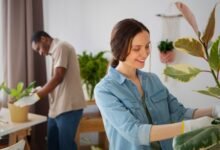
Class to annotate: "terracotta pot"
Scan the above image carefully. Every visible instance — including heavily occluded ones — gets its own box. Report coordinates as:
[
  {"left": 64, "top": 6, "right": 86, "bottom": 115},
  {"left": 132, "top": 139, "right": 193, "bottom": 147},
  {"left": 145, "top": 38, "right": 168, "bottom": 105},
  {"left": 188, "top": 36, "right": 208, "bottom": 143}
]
[
  {"left": 8, "top": 102, "right": 29, "bottom": 122},
  {"left": 159, "top": 50, "right": 175, "bottom": 64}
]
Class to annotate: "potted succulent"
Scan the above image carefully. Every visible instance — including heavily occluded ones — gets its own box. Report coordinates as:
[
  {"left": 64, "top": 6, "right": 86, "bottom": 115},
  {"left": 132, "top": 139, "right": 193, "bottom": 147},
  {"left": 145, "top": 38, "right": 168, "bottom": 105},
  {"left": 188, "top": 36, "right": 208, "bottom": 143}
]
[
  {"left": 0, "top": 81, "right": 36, "bottom": 122},
  {"left": 163, "top": 1, "right": 220, "bottom": 150},
  {"left": 78, "top": 51, "right": 108, "bottom": 101},
  {"left": 158, "top": 39, "right": 175, "bottom": 64}
]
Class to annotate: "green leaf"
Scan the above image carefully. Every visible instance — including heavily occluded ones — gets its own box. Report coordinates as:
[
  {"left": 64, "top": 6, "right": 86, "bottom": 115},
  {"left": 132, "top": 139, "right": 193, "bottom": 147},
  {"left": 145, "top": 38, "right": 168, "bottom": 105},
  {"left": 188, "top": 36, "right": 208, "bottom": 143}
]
[
  {"left": 201, "top": 4, "right": 217, "bottom": 46},
  {"left": 10, "top": 89, "right": 19, "bottom": 98},
  {"left": 174, "top": 38, "right": 205, "bottom": 58},
  {"left": 209, "top": 36, "right": 220, "bottom": 71},
  {"left": 16, "top": 82, "right": 24, "bottom": 94},
  {"left": 196, "top": 87, "right": 220, "bottom": 99},
  {"left": 1, "top": 82, "right": 11, "bottom": 94},
  {"left": 197, "top": 90, "right": 220, "bottom": 99},
  {"left": 164, "top": 64, "right": 201, "bottom": 82},
  {"left": 0, "top": 82, "right": 4, "bottom": 90},
  {"left": 78, "top": 51, "right": 108, "bottom": 99},
  {"left": 173, "top": 126, "right": 220, "bottom": 150},
  {"left": 26, "top": 81, "right": 36, "bottom": 89}
]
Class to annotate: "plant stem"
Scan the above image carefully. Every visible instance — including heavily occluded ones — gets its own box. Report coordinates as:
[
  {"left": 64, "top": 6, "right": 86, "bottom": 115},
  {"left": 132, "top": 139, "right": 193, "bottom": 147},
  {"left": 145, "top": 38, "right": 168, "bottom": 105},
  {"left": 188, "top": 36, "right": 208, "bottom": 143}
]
[{"left": 200, "top": 70, "right": 212, "bottom": 73}]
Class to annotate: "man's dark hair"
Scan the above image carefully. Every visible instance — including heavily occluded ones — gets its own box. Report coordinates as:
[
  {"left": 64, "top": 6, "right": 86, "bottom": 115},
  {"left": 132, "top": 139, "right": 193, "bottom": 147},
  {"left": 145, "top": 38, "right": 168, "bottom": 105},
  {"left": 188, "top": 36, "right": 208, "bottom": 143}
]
[{"left": 31, "top": 31, "right": 51, "bottom": 43}]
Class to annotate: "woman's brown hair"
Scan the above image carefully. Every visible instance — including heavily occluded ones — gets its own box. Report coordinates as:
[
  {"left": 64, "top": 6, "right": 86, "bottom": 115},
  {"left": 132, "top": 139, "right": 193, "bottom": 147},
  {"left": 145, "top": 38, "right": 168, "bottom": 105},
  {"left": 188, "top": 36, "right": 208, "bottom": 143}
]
[{"left": 110, "top": 18, "right": 149, "bottom": 68}]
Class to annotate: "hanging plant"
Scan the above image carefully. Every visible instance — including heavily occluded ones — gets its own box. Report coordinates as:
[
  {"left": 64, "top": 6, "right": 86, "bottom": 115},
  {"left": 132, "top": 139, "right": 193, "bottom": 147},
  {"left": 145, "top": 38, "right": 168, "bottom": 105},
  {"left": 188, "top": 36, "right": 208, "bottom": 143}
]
[{"left": 158, "top": 39, "right": 175, "bottom": 64}]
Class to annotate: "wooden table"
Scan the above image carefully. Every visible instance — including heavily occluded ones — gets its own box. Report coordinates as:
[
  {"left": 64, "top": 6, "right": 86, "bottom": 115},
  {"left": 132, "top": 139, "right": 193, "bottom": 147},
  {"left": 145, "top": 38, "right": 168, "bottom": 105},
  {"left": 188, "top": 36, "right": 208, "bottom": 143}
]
[{"left": 0, "top": 108, "right": 47, "bottom": 149}]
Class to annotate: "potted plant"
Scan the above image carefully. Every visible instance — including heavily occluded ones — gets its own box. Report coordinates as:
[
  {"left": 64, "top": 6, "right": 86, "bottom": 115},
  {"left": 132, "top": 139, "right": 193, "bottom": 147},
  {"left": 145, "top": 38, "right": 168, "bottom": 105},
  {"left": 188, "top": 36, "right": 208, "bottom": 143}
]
[
  {"left": 78, "top": 51, "right": 108, "bottom": 101},
  {"left": 158, "top": 39, "right": 175, "bottom": 64},
  {"left": 0, "top": 81, "right": 36, "bottom": 122},
  {"left": 163, "top": 2, "right": 220, "bottom": 149}
]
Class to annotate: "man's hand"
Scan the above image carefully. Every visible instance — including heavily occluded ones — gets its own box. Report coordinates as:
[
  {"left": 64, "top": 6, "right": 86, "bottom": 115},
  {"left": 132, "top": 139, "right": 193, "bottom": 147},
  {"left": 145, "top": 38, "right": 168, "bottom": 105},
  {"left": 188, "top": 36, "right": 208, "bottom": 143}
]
[
  {"left": 14, "top": 93, "right": 40, "bottom": 107},
  {"left": 30, "top": 86, "right": 42, "bottom": 94},
  {"left": 183, "top": 116, "right": 214, "bottom": 133}
]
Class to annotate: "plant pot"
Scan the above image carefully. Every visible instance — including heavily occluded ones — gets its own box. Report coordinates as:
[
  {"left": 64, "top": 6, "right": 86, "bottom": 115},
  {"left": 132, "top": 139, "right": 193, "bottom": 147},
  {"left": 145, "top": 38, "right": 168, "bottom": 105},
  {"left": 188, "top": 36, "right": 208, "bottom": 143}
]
[
  {"left": 8, "top": 102, "right": 29, "bottom": 122},
  {"left": 159, "top": 50, "right": 175, "bottom": 64}
]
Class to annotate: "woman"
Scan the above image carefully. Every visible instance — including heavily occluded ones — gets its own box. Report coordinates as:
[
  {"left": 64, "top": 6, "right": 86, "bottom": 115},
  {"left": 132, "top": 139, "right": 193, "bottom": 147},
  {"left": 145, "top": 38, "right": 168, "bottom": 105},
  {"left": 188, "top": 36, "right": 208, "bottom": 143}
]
[{"left": 94, "top": 18, "right": 215, "bottom": 150}]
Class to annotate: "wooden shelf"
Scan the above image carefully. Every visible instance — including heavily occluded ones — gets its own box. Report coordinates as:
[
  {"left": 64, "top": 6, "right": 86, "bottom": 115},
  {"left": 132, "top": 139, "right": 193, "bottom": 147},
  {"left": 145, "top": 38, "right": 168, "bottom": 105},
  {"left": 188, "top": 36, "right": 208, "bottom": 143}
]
[{"left": 76, "top": 102, "right": 108, "bottom": 150}]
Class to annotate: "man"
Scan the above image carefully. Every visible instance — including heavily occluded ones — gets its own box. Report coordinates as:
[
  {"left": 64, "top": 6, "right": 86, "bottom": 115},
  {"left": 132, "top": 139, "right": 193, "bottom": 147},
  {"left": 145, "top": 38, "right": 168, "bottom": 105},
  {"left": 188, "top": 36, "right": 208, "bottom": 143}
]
[{"left": 15, "top": 31, "right": 86, "bottom": 150}]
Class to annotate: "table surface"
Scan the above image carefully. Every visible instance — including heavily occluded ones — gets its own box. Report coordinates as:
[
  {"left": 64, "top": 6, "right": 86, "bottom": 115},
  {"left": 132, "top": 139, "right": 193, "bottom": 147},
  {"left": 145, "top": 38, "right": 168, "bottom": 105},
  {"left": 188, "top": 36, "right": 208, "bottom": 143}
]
[{"left": 0, "top": 107, "right": 47, "bottom": 137}]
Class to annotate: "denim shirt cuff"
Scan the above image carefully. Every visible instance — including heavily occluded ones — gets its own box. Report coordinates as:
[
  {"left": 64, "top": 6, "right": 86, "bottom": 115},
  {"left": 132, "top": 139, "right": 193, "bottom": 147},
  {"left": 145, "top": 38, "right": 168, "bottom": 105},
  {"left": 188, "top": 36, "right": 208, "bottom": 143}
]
[
  {"left": 184, "top": 108, "right": 196, "bottom": 120},
  {"left": 138, "top": 124, "right": 151, "bottom": 145}
]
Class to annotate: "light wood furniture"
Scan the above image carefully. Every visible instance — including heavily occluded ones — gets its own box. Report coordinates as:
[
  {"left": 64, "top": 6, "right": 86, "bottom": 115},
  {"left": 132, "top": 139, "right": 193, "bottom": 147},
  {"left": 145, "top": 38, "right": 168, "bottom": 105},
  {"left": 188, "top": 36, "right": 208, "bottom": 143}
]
[
  {"left": 0, "top": 108, "right": 47, "bottom": 150},
  {"left": 76, "top": 101, "right": 108, "bottom": 150}
]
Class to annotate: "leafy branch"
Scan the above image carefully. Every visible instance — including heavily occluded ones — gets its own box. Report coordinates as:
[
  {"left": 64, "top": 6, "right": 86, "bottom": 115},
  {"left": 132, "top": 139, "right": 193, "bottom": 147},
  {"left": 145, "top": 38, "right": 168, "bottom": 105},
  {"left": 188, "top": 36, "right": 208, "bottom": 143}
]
[{"left": 163, "top": 2, "right": 220, "bottom": 99}]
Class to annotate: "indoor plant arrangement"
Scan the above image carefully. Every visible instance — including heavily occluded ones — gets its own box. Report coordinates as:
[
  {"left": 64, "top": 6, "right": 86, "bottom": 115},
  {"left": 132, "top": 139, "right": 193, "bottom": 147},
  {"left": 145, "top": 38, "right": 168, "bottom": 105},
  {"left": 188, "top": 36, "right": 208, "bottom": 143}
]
[
  {"left": 158, "top": 39, "right": 175, "bottom": 64},
  {"left": 164, "top": 2, "right": 220, "bottom": 99},
  {"left": 78, "top": 51, "right": 108, "bottom": 100},
  {"left": 0, "top": 81, "right": 36, "bottom": 122},
  {"left": 163, "top": 1, "right": 220, "bottom": 150}
]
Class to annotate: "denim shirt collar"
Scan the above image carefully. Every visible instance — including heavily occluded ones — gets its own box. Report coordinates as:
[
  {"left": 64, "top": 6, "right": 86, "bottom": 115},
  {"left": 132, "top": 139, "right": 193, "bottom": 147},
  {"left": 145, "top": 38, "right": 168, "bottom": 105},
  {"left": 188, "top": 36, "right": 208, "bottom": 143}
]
[{"left": 108, "top": 66, "right": 145, "bottom": 84}]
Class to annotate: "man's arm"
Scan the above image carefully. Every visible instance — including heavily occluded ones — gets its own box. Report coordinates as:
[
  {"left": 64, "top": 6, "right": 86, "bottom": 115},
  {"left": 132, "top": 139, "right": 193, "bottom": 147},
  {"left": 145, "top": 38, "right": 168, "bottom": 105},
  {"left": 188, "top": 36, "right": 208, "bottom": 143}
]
[{"left": 37, "top": 67, "right": 66, "bottom": 98}]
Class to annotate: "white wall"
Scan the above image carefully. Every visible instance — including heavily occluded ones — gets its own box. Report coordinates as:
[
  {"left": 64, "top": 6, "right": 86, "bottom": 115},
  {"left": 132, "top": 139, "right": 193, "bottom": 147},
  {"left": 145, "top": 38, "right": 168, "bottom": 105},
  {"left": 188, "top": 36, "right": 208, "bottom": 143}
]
[
  {"left": 43, "top": 0, "right": 220, "bottom": 108},
  {"left": 43, "top": 0, "right": 220, "bottom": 146}
]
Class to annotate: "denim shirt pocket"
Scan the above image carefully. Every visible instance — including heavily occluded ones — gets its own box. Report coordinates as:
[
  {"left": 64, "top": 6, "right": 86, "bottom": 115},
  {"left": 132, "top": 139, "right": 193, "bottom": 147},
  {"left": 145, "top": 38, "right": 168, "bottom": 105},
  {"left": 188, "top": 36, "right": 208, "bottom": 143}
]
[
  {"left": 150, "top": 89, "right": 170, "bottom": 123},
  {"left": 122, "top": 99, "right": 148, "bottom": 123}
]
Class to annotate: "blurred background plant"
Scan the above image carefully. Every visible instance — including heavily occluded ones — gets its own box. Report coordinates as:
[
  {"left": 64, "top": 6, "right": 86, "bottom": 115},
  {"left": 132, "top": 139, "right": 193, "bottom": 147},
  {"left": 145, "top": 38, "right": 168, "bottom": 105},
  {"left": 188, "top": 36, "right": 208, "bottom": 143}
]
[
  {"left": 78, "top": 51, "right": 108, "bottom": 100},
  {"left": 164, "top": 2, "right": 220, "bottom": 99}
]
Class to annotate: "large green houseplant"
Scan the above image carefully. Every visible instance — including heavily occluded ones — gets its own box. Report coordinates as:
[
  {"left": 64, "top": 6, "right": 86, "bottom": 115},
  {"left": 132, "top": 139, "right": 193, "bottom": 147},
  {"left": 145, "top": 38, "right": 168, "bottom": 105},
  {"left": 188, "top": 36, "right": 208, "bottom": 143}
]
[
  {"left": 162, "top": 2, "right": 220, "bottom": 150},
  {"left": 78, "top": 51, "right": 108, "bottom": 100}
]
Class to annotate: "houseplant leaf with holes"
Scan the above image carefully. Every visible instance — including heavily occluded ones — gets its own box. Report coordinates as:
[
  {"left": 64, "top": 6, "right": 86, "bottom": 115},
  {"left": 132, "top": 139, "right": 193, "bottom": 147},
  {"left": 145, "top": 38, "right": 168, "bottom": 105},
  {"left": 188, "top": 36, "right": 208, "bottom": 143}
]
[
  {"left": 158, "top": 39, "right": 175, "bottom": 63},
  {"left": 0, "top": 81, "right": 36, "bottom": 122},
  {"left": 78, "top": 51, "right": 108, "bottom": 100},
  {"left": 162, "top": 2, "right": 220, "bottom": 150}
]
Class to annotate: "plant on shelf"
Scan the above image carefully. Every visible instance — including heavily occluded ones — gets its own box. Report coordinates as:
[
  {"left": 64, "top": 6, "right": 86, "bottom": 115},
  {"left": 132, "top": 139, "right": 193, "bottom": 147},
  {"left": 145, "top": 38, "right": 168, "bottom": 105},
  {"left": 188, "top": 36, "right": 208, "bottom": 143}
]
[
  {"left": 163, "top": 2, "right": 220, "bottom": 150},
  {"left": 0, "top": 81, "right": 36, "bottom": 122},
  {"left": 158, "top": 39, "right": 175, "bottom": 64},
  {"left": 78, "top": 51, "right": 108, "bottom": 100}
]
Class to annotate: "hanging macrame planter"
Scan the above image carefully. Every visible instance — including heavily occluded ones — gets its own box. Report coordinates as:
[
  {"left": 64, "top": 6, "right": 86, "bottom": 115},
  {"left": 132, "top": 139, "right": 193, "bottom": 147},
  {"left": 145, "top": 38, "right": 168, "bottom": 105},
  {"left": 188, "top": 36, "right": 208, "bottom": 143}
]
[{"left": 157, "top": 2, "right": 182, "bottom": 64}]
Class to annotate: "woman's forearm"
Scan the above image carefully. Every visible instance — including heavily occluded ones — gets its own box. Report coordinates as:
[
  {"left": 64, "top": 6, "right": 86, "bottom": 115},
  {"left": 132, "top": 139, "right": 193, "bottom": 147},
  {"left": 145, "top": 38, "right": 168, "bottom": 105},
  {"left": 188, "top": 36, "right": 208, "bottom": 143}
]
[
  {"left": 193, "top": 107, "right": 213, "bottom": 118},
  {"left": 150, "top": 122, "right": 182, "bottom": 142}
]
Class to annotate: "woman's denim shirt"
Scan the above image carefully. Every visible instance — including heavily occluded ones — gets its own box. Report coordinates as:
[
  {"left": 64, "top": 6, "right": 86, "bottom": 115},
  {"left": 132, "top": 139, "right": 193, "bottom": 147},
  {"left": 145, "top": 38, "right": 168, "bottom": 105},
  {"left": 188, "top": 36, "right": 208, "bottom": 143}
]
[{"left": 94, "top": 67, "right": 195, "bottom": 150}]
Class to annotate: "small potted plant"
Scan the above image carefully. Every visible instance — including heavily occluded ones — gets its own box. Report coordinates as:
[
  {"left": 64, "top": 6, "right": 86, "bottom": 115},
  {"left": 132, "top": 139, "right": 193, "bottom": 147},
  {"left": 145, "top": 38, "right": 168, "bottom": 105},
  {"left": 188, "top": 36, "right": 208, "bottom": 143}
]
[
  {"left": 158, "top": 39, "right": 175, "bottom": 64},
  {"left": 0, "top": 81, "right": 36, "bottom": 122},
  {"left": 78, "top": 51, "right": 108, "bottom": 101}
]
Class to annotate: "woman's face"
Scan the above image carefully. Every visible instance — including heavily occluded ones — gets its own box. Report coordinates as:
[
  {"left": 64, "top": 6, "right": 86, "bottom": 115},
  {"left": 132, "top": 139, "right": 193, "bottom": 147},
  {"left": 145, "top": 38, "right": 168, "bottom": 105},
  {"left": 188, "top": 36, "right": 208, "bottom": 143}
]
[{"left": 123, "top": 31, "right": 151, "bottom": 69}]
